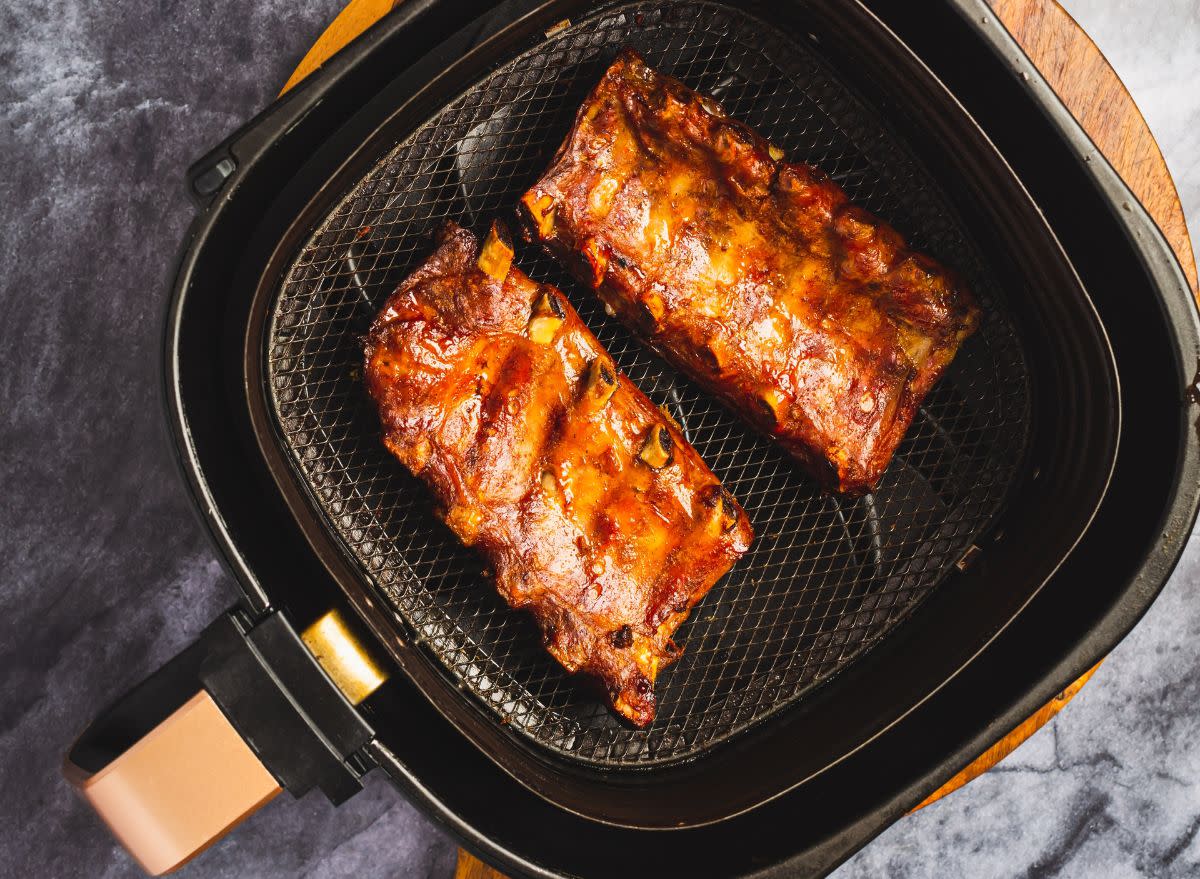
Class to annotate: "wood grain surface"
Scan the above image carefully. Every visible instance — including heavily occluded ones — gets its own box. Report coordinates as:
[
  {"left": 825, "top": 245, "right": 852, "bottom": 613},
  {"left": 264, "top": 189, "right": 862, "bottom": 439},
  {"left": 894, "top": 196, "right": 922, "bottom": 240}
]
[
  {"left": 454, "top": 850, "right": 508, "bottom": 879},
  {"left": 280, "top": 0, "right": 1198, "bottom": 874},
  {"left": 279, "top": 0, "right": 398, "bottom": 95},
  {"left": 991, "top": 0, "right": 1197, "bottom": 296}
]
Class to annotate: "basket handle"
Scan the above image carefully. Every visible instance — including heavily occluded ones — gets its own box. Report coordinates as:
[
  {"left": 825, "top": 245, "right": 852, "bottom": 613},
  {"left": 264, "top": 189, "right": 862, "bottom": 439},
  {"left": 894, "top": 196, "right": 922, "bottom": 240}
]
[
  {"left": 64, "top": 609, "right": 386, "bottom": 874},
  {"left": 64, "top": 690, "right": 281, "bottom": 874}
]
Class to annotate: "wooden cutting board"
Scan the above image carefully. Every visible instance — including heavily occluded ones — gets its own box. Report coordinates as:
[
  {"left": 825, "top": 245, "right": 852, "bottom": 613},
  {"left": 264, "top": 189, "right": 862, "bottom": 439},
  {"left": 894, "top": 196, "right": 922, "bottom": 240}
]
[{"left": 280, "top": 2, "right": 1198, "bottom": 875}]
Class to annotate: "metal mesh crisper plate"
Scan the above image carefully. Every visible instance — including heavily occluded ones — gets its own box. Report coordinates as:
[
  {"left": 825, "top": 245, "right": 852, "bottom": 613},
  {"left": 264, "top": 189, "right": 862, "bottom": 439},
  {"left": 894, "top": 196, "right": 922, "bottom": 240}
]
[{"left": 267, "top": 1, "right": 1030, "bottom": 767}]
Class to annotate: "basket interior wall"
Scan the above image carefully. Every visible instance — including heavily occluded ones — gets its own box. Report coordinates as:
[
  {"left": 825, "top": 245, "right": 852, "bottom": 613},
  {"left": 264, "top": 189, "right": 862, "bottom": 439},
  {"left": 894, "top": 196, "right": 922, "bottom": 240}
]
[{"left": 266, "top": 0, "right": 1031, "bottom": 767}]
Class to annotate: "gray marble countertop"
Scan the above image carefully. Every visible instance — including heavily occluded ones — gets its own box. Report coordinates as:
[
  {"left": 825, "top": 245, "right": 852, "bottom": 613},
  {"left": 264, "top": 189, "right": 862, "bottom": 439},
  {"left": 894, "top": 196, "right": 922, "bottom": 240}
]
[{"left": 2, "top": 1, "right": 1197, "bottom": 876}]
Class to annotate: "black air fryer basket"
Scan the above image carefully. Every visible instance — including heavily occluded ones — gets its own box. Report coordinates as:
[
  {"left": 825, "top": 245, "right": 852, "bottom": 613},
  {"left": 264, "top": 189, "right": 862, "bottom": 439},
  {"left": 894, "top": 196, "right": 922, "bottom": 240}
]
[{"left": 70, "top": 0, "right": 1200, "bottom": 876}]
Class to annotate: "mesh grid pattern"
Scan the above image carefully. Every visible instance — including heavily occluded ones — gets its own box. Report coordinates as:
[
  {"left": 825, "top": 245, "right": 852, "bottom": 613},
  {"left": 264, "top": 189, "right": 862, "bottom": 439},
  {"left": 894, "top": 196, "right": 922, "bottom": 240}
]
[{"left": 267, "top": 1, "right": 1030, "bottom": 767}]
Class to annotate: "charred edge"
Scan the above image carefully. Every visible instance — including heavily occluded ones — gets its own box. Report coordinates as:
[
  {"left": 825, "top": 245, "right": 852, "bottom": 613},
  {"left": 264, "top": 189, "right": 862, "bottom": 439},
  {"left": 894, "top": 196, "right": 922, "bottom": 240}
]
[{"left": 610, "top": 625, "right": 634, "bottom": 649}]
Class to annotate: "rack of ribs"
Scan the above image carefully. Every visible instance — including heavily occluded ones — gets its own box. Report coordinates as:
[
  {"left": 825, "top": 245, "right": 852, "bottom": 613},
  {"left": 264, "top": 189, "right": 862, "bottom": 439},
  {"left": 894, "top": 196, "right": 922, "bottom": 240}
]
[
  {"left": 521, "top": 50, "right": 981, "bottom": 493},
  {"left": 364, "top": 221, "right": 752, "bottom": 726}
]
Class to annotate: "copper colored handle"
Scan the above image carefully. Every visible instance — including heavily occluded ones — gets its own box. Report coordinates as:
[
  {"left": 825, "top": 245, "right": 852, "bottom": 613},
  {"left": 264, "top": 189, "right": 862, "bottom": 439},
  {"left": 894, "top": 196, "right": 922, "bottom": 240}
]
[
  {"left": 65, "top": 609, "right": 385, "bottom": 874},
  {"left": 65, "top": 691, "right": 281, "bottom": 874}
]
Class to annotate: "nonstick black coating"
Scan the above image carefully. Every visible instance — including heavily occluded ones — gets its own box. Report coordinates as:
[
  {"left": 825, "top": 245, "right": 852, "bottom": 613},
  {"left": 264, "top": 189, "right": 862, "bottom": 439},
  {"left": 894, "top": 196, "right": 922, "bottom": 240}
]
[
  {"left": 172, "top": 0, "right": 1127, "bottom": 834},
  {"left": 264, "top": 0, "right": 1030, "bottom": 769}
]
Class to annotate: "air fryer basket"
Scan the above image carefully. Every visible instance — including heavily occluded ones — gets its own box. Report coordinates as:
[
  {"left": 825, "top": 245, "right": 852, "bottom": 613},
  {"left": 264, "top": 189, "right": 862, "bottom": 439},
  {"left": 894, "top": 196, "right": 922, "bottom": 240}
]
[
  {"left": 265, "top": 1, "right": 1029, "bottom": 768},
  {"left": 221, "top": 0, "right": 1122, "bottom": 830},
  {"left": 153, "top": 0, "right": 1197, "bottom": 871}
]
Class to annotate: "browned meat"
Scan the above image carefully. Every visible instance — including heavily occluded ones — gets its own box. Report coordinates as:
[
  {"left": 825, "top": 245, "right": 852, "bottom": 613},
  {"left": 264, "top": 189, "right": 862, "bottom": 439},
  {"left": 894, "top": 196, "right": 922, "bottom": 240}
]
[
  {"left": 364, "top": 221, "right": 752, "bottom": 726},
  {"left": 521, "top": 50, "right": 981, "bottom": 493}
]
